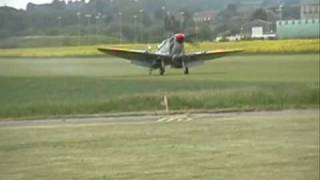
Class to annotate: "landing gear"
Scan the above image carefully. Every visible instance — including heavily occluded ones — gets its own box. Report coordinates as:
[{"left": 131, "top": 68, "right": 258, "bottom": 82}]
[
  {"left": 160, "top": 60, "right": 165, "bottom": 76},
  {"left": 160, "top": 66, "right": 165, "bottom": 75},
  {"left": 184, "top": 67, "right": 189, "bottom": 75},
  {"left": 182, "top": 60, "right": 189, "bottom": 75}
]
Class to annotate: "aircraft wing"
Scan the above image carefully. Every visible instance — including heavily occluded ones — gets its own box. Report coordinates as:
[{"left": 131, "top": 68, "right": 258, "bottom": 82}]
[
  {"left": 98, "top": 47, "right": 170, "bottom": 68},
  {"left": 184, "top": 49, "right": 243, "bottom": 66}
]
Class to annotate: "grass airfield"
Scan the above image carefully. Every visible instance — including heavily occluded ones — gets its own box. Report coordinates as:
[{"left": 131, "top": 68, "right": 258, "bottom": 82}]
[
  {"left": 0, "top": 54, "right": 318, "bottom": 119},
  {"left": 0, "top": 52, "right": 319, "bottom": 179},
  {"left": 0, "top": 110, "right": 318, "bottom": 180}
]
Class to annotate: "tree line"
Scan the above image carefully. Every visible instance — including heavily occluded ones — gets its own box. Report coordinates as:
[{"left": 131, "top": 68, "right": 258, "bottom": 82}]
[{"left": 0, "top": 0, "right": 300, "bottom": 46}]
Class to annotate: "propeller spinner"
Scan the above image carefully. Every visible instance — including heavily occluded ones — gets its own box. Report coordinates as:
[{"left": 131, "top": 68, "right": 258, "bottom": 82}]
[{"left": 175, "top": 33, "right": 185, "bottom": 43}]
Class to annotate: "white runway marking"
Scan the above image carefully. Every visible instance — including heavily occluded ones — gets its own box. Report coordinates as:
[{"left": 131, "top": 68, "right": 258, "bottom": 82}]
[
  {"left": 157, "top": 117, "right": 169, "bottom": 122},
  {"left": 0, "top": 110, "right": 317, "bottom": 128},
  {"left": 156, "top": 115, "right": 194, "bottom": 123}
]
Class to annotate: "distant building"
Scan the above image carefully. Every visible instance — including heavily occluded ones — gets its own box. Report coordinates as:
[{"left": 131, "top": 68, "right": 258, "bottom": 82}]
[
  {"left": 301, "top": 0, "right": 320, "bottom": 19},
  {"left": 193, "top": 11, "right": 216, "bottom": 23},
  {"left": 66, "top": 0, "right": 86, "bottom": 10},
  {"left": 27, "top": 0, "right": 86, "bottom": 12},
  {"left": 242, "top": 19, "right": 276, "bottom": 39},
  {"left": 26, "top": 2, "right": 52, "bottom": 12},
  {"left": 276, "top": 0, "right": 319, "bottom": 39},
  {"left": 277, "top": 19, "right": 319, "bottom": 39},
  {"left": 238, "top": 0, "right": 261, "bottom": 11}
]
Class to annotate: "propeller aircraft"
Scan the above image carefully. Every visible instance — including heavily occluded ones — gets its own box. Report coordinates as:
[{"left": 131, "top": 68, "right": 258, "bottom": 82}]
[{"left": 98, "top": 33, "right": 242, "bottom": 75}]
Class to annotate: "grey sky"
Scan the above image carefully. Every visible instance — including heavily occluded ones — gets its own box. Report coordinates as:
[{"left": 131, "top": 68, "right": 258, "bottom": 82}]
[{"left": 0, "top": 0, "right": 57, "bottom": 9}]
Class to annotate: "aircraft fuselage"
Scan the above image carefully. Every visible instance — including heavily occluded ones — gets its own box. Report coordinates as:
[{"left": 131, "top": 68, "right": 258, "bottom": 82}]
[{"left": 154, "top": 34, "right": 186, "bottom": 69}]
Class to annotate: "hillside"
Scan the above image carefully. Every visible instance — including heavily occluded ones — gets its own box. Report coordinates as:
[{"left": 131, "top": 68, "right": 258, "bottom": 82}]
[{"left": 0, "top": 0, "right": 302, "bottom": 46}]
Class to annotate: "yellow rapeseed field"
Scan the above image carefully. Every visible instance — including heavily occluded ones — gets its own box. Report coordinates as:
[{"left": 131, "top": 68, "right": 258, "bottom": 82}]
[{"left": 0, "top": 39, "right": 318, "bottom": 57}]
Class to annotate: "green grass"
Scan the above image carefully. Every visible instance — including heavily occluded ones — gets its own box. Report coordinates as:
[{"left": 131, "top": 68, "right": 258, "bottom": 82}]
[
  {"left": 0, "top": 54, "right": 318, "bottom": 119},
  {"left": 0, "top": 35, "right": 119, "bottom": 49},
  {"left": 0, "top": 114, "right": 318, "bottom": 179},
  {"left": 0, "top": 39, "right": 319, "bottom": 57}
]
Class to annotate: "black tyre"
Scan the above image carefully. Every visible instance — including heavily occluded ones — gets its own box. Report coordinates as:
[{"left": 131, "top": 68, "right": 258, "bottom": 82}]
[
  {"left": 184, "top": 67, "right": 189, "bottom": 75},
  {"left": 160, "top": 67, "right": 165, "bottom": 75}
]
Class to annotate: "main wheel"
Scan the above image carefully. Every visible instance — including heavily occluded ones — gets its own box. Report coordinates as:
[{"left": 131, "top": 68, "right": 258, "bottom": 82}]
[
  {"left": 160, "top": 67, "right": 165, "bottom": 75},
  {"left": 159, "top": 59, "right": 165, "bottom": 76},
  {"left": 184, "top": 67, "right": 189, "bottom": 75}
]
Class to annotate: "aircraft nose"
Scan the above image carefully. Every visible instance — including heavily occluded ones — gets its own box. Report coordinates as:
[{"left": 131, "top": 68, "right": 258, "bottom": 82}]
[{"left": 175, "top": 33, "right": 185, "bottom": 43}]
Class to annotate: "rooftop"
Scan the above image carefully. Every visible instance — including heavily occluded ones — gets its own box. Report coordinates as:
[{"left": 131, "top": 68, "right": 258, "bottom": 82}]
[{"left": 301, "top": 0, "right": 319, "bottom": 5}]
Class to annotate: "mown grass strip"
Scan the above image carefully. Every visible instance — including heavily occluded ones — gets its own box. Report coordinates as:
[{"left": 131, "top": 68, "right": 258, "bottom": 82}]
[
  {"left": 0, "top": 54, "right": 318, "bottom": 119},
  {"left": 0, "top": 114, "right": 318, "bottom": 179},
  {"left": 0, "top": 82, "right": 318, "bottom": 120}
]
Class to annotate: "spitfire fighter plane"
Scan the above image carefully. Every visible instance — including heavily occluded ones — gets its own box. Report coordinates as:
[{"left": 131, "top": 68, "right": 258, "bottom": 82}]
[{"left": 98, "top": 33, "right": 242, "bottom": 75}]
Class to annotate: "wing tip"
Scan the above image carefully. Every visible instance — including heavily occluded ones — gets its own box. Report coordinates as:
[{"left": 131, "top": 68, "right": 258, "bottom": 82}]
[
  {"left": 207, "top": 49, "right": 244, "bottom": 54},
  {"left": 97, "top": 47, "right": 116, "bottom": 51},
  {"left": 97, "top": 47, "right": 127, "bottom": 54},
  {"left": 97, "top": 47, "right": 105, "bottom": 52}
]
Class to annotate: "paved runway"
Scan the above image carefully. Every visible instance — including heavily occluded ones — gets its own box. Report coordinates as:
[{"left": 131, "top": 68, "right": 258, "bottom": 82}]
[{"left": 0, "top": 109, "right": 317, "bottom": 128}]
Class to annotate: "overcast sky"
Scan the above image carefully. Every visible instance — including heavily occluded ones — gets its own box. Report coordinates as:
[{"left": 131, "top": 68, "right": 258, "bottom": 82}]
[{"left": 0, "top": 0, "right": 59, "bottom": 9}]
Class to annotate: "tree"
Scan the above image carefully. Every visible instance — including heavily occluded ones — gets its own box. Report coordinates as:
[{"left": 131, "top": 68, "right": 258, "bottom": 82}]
[
  {"left": 197, "top": 23, "right": 212, "bottom": 40},
  {"left": 181, "top": 10, "right": 195, "bottom": 33},
  {"left": 251, "top": 9, "right": 268, "bottom": 21},
  {"left": 217, "top": 4, "right": 239, "bottom": 21},
  {"left": 0, "top": 0, "right": 303, "bottom": 44},
  {"left": 283, "top": 6, "right": 300, "bottom": 20},
  {"left": 164, "top": 13, "right": 179, "bottom": 33}
]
